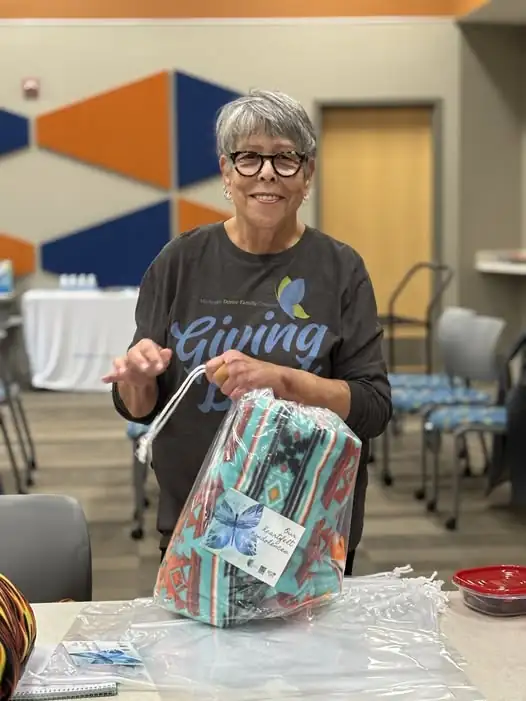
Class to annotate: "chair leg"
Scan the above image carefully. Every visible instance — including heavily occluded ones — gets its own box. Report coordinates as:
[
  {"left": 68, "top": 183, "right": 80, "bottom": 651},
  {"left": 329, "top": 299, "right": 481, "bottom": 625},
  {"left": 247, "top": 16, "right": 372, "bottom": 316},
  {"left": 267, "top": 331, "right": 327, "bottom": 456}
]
[
  {"left": 445, "top": 433, "right": 464, "bottom": 531},
  {"left": 415, "top": 414, "right": 428, "bottom": 501},
  {"left": 478, "top": 432, "right": 490, "bottom": 474},
  {"left": 0, "top": 412, "right": 25, "bottom": 494},
  {"left": 391, "top": 413, "right": 402, "bottom": 437},
  {"left": 381, "top": 426, "right": 393, "bottom": 486},
  {"left": 427, "top": 430, "right": 441, "bottom": 513},
  {"left": 14, "top": 395, "right": 37, "bottom": 469},
  {"left": 130, "top": 439, "right": 148, "bottom": 540},
  {"left": 457, "top": 434, "right": 473, "bottom": 478},
  {"left": 10, "top": 396, "right": 37, "bottom": 487}
]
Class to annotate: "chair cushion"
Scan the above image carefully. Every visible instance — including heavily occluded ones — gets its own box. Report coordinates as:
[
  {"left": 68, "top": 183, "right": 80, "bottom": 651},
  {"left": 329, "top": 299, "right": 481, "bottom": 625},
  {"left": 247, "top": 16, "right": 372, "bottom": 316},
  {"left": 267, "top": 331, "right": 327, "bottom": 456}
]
[
  {"left": 392, "top": 386, "right": 491, "bottom": 413},
  {"left": 425, "top": 405, "right": 507, "bottom": 433},
  {"left": 388, "top": 373, "right": 456, "bottom": 389},
  {"left": 126, "top": 422, "right": 150, "bottom": 440}
]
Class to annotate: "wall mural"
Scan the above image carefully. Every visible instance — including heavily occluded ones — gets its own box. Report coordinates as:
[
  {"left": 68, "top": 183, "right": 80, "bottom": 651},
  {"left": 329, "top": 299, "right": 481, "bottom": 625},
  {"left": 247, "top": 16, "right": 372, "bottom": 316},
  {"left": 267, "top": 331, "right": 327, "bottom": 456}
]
[{"left": 0, "top": 70, "right": 237, "bottom": 286}]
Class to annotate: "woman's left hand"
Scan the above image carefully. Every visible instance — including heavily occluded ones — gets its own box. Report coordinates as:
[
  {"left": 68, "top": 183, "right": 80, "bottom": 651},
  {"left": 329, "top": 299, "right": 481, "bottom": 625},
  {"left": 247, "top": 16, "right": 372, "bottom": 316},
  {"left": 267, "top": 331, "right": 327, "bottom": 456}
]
[{"left": 206, "top": 350, "right": 288, "bottom": 401}]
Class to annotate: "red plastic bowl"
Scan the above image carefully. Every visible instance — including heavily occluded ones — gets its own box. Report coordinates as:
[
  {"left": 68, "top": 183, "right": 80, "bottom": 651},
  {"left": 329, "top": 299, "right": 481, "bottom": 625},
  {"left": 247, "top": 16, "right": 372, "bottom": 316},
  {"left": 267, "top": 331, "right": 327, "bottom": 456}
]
[{"left": 453, "top": 565, "right": 526, "bottom": 617}]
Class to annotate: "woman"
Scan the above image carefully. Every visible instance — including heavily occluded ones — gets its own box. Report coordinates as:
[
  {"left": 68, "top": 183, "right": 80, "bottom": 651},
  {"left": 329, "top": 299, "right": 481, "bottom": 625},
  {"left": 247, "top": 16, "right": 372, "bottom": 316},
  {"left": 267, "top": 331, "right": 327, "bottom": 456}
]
[{"left": 104, "top": 89, "right": 392, "bottom": 574}]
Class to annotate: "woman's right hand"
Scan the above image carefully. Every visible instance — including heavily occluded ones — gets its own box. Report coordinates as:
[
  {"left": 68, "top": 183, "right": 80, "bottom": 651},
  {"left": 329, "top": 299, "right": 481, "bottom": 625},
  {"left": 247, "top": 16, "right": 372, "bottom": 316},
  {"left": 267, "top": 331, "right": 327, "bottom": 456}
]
[{"left": 102, "top": 338, "right": 172, "bottom": 386}]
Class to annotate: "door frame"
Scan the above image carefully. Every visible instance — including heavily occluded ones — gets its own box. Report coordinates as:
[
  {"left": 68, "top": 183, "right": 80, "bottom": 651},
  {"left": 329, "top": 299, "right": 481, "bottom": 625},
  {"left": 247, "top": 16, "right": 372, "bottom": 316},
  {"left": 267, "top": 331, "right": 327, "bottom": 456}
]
[{"left": 312, "top": 98, "right": 444, "bottom": 267}]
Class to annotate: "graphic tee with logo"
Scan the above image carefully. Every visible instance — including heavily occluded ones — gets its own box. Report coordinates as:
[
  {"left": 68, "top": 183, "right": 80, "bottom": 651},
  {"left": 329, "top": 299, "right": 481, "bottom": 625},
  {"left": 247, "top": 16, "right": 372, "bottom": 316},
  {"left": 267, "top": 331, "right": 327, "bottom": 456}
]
[{"left": 113, "top": 223, "right": 389, "bottom": 550}]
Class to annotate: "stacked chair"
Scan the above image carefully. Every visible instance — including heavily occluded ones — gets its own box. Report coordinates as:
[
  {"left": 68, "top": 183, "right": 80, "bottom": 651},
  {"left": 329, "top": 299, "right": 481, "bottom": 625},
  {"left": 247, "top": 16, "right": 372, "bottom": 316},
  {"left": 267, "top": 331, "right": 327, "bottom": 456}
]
[
  {"left": 380, "top": 306, "right": 496, "bottom": 487},
  {"left": 379, "top": 309, "right": 526, "bottom": 532},
  {"left": 421, "top": 317, "right": 526, "bottom": 531}
]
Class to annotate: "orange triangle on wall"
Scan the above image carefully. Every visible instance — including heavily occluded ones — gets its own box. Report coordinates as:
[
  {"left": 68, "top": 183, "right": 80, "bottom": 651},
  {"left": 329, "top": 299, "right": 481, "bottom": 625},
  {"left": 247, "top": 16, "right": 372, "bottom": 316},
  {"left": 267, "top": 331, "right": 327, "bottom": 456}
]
[
  {"left": 176, "top": 198, "right": 231, "bottom": 235},
  {"left": 35, "top": 72, "right": 172, "bottom": 189},
  {"left": 0, "top": 233, "right": 36, "bottom": 276}
]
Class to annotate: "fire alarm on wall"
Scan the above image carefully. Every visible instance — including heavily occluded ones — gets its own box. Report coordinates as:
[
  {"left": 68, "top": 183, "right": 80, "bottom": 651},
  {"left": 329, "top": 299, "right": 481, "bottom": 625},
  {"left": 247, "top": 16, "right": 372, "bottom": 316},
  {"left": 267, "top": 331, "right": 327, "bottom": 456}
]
[{"left": 22, "top": 78, "right": 40, "bottom": 99}]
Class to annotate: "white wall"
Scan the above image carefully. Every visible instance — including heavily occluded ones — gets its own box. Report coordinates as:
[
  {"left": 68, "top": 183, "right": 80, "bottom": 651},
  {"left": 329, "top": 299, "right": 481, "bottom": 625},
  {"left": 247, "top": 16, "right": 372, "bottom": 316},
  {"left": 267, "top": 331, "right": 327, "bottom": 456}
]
[
  {"left": 458, "top": 24, "right": 524, "bottom": 336},
  {"left": 0, "top": 20, "right": 461, "bottom": 293}
]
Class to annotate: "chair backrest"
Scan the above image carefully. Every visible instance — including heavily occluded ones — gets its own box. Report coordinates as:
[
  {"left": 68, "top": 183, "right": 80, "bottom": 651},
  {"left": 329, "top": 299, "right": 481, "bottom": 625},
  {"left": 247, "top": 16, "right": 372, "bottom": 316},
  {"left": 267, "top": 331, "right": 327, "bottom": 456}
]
[
  {"left": 436, "top": 306, "right": 475, "bottom": 377},
  {"left": 387, "top": 262, "right": 454, "bottom": 321},
  {"left": 446, "top": 314, "right": 506, "bottom": 383},
  {"left": 0, "top": 494, "right": 92, "bottom": 603}
]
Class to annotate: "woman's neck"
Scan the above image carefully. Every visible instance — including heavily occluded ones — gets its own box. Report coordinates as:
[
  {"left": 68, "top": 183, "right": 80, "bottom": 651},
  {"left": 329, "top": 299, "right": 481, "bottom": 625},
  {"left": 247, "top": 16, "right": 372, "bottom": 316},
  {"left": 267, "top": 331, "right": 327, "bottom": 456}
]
[{"left": 225, "top": 216, "right": 305, "bottom": 254}]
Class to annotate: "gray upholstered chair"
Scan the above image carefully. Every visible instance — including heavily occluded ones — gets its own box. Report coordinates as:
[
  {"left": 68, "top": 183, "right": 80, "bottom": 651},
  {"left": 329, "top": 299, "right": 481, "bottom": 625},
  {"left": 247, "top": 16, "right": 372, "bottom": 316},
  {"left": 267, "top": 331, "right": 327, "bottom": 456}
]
[{"left": 0, "top": 494, "right": 92, "bottom": 602}]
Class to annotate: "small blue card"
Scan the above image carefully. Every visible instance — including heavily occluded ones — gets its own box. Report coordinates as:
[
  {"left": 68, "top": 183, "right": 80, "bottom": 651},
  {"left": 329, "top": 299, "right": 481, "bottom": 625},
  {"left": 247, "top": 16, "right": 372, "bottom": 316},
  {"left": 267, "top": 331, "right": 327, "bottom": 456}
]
[{"left": 63, "top": 641, "right": 143, "bottom": 668}]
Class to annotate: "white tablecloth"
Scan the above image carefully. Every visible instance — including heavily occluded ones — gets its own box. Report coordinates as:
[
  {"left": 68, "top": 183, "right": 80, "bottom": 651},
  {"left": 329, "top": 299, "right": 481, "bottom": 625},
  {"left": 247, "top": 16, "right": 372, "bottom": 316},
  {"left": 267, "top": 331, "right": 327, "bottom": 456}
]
[{"left": 21, "top": 289, "right": 139, "bottom": 392}]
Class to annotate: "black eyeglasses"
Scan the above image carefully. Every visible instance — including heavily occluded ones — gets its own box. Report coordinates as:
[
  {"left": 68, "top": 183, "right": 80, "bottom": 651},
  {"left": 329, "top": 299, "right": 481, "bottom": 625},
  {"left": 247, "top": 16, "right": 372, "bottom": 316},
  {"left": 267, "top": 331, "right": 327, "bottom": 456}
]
[{"left": 230, "top": 151, "right": 306, "bottom": 177}]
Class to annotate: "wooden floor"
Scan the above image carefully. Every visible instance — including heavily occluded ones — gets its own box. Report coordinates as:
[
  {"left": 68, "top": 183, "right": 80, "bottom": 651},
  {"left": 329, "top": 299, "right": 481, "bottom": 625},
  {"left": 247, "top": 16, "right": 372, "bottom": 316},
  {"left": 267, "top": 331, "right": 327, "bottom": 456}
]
[{"left": 1, "top": 391, "right": 525, "bottom": 601}]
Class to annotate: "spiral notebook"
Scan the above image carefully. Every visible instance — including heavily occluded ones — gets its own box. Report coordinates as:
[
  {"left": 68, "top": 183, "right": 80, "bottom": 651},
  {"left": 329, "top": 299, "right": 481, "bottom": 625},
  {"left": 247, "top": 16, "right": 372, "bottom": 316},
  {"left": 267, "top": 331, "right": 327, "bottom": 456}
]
[{"left": 13, "top": 681, "right": 118, "bottom": 700}]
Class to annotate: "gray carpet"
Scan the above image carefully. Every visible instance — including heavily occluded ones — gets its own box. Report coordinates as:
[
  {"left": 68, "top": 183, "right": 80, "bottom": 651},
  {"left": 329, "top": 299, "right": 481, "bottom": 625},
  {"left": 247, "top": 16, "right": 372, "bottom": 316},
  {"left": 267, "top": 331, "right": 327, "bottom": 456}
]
[{"left": 1, "top": 391, "right": 525, "bottom": 601}]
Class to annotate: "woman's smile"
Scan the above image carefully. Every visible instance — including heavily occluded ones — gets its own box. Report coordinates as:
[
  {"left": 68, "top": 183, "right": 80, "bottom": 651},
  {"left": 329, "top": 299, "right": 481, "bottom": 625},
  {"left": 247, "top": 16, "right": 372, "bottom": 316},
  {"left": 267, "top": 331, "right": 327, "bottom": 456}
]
[{"left": 250, "top": 193, "right": 284, "bottom": 204}]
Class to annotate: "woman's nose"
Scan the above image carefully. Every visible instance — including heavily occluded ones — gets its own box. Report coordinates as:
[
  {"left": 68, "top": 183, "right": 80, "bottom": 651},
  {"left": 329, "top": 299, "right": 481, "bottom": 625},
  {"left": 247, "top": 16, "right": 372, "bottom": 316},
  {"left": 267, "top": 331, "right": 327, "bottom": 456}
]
[{"left": 258, "top": 158, "right": 277, "bottom": 180}]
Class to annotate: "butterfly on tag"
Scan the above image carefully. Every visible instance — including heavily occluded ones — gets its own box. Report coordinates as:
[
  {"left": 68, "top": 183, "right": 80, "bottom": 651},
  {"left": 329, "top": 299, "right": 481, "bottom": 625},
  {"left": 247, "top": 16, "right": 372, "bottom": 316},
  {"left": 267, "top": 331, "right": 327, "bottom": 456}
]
[{"left": 203, "top": 497, "right": 264, "bottom": 557}]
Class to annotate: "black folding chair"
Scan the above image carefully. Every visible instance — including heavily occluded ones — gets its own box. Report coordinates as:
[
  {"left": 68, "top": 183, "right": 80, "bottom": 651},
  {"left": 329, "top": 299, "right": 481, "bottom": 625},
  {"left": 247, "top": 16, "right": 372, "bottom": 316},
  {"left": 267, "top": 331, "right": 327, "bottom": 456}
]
[
  {"left": 0, "top": 329, "right": 26, "bottom": 493},
  {"left": 0, "top": 318, "right": 38, "bottom": 490},
  {"left": 379, "top": 262, "right": 454, "bottom": 375}
]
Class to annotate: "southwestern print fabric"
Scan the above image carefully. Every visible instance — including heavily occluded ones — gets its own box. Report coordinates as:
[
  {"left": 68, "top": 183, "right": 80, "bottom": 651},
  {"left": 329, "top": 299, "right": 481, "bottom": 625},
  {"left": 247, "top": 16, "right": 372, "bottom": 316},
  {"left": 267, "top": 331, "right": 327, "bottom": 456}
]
[{"left": 154, "top": 390, "right": 362, "bottom": 628}]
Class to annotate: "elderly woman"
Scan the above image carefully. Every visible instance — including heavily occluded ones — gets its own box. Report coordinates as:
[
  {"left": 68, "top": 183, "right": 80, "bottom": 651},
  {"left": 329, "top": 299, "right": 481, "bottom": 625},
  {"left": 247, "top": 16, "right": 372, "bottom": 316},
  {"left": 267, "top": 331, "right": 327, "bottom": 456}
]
[{"left": 104, "top": 89, "right": 392, "bottom": 574}]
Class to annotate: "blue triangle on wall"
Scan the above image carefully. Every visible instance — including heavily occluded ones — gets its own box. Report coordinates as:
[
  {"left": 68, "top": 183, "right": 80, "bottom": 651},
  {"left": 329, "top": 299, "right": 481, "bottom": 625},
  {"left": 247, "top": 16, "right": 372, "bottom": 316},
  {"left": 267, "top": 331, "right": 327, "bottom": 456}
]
[
  {"left": 174, "top": 72, "right": 243, "bottom": 188},
  {"left": 41, "top": 200, "right": 172, "bottom": 288},
  {"left": 0, "top": 109, "right": 30, "bottom": 156}
]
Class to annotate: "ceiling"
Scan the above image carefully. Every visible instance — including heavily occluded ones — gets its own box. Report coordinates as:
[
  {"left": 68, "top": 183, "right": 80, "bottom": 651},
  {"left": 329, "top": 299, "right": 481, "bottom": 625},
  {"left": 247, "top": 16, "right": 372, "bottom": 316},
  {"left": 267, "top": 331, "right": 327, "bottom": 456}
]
[{"left": 461, "top": 0, "right": 526, "bottom": 24}]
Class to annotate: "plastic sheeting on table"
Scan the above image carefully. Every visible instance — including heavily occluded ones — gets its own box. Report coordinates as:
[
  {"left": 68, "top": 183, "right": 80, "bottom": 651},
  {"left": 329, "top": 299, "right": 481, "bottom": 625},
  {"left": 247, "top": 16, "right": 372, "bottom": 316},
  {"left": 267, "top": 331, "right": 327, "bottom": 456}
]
[{"left": 23, "top": 568, "right": 486, "bottom": 700}]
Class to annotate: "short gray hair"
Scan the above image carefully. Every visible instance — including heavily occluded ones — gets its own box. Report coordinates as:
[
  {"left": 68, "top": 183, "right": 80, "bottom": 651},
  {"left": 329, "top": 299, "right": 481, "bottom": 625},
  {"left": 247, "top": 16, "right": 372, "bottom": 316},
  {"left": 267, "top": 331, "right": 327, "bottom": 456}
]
[{"left": 215, "top": 89, "right": 317, "bottom": 159}]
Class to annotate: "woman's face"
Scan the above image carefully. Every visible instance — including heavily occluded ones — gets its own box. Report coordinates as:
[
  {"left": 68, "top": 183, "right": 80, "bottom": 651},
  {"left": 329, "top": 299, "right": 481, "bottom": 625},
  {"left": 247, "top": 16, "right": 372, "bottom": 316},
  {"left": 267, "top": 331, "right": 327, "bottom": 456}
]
[{"left": 220, "top": 133, "right": 314, "bottom": 230}]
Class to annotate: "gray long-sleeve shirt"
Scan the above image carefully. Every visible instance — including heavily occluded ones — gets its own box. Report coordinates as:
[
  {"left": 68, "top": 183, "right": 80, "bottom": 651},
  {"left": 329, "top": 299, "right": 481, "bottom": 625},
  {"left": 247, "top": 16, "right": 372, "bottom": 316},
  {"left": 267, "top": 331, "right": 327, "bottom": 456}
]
[{"left": 113, "top": 223, "right": 392, "bottom": 552}]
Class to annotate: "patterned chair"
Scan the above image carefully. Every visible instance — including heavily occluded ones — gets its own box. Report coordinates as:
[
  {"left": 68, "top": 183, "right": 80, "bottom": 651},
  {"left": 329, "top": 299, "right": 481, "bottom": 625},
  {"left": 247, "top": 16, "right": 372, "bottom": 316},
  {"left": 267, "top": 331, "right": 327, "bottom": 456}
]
[
  {"left": 381, "top": 313, "right": 506, "bottom": 489},
  {"left": 126, "top": 421, "right": 151, "bottom": 540},
  {"left": 379, "top": 306, "right": 482, "bottom": 486},
  {"left": 387, "top": 307, "right": 475, "bottom": 390},
  {"left": 422, "top": 325, "right": 525, "bottom": 531}
]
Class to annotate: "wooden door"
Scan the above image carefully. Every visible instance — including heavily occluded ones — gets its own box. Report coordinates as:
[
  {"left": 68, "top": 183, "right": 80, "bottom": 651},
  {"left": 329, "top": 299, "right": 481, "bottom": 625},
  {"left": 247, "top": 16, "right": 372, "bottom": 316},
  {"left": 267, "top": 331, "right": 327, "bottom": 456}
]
[{"left": 319, "top": 106, "right": 434, "bottom": 338}]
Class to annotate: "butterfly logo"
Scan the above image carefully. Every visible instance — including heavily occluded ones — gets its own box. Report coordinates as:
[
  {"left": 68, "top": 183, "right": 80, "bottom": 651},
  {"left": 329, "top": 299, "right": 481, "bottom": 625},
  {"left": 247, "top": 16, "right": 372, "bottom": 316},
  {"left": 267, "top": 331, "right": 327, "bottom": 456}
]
[
  {"left": 276, "top": 276, "right": 310, "bottom": 320},
  {"left": 203, "top": 497, "right": 263, "bottom": 557}
]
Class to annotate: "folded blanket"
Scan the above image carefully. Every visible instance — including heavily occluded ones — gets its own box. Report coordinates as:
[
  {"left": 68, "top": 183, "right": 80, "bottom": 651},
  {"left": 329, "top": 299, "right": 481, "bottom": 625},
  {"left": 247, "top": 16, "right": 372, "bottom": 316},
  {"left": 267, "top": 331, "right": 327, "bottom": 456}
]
[{"left": 154, "top": 390, "right": 361, "bottom": 627}]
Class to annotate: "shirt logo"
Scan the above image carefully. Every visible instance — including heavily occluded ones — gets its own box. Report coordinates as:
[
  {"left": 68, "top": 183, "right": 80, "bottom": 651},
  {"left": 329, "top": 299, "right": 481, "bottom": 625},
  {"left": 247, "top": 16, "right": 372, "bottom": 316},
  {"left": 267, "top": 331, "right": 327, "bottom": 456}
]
[
  {"left": 171, "top": 274, "right": 327, "bottom": 413},
  {"left": 276, "top": 277, "right": 310, "bottom": 321}
]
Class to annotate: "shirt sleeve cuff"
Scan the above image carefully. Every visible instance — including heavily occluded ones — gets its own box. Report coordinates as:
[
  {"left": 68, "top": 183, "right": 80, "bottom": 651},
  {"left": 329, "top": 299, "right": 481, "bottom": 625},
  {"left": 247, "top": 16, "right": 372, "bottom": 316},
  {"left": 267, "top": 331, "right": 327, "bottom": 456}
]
[
  {"left": 112, "top": 380, "right": 163, "bottom": 425},
  {"left": 345, "top": 380, "right": 367, "bottom": 434}
]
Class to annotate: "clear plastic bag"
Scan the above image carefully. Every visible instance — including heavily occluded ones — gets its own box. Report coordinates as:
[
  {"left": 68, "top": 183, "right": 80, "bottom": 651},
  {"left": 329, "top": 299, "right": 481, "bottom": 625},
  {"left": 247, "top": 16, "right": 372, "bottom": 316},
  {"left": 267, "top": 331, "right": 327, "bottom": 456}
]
[
  {"left": 154, "top": 388, "right": 362, "bottom": 627},
  {"left": 19, "top": 601, "right": 162, "bottom": 690},
  {"left": 26, "top": 569, "right": 486, "bottom": 700}
]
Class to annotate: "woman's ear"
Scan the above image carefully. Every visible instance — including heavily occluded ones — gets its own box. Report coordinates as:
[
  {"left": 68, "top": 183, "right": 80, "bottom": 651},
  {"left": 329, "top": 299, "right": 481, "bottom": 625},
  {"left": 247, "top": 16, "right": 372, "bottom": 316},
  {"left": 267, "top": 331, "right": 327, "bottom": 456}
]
[
  {"left": 306, "top": 157, "right": 316, "bottom": 182},
  {"left": 219, "top": 154, "right": 232, "bottom": 189}
]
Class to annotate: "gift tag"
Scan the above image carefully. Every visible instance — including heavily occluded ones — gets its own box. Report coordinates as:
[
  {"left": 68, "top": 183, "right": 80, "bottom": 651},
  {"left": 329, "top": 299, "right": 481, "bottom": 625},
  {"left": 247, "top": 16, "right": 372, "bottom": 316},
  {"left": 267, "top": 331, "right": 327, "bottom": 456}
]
[{"left": 202, "top": 488, "right": 305, "bottom": 587}]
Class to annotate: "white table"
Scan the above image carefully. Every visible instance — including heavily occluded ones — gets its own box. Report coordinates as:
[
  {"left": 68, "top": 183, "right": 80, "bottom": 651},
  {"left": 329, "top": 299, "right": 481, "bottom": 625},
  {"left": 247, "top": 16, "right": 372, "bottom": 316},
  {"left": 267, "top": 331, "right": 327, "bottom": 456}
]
[
  {"left": 32, "top": 594, "right": 526, "bottom": 701},
  {"left": 475, "top": 249, "right": 526, "bottom": 276},
  {"left": 21, "top": 289, "right": 139, "bottom": 392}
]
